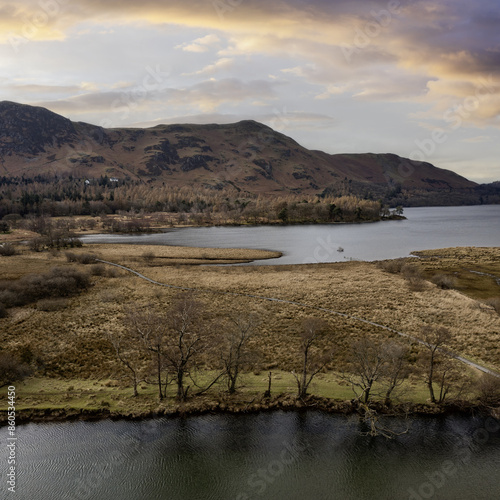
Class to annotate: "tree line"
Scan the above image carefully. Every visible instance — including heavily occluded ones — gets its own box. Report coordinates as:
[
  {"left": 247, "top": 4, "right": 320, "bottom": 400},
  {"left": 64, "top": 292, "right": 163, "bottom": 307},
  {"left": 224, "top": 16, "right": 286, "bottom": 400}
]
[
  {"left": 0, "top": 175, "right": 386, "bottom": 224},
  {"left": 104, "top": 292, "right": 498, "bottom": 410}
]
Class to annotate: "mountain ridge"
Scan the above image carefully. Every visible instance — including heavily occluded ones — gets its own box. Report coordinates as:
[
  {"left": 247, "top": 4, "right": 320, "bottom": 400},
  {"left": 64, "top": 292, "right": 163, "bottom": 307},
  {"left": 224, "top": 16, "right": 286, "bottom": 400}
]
[{"left": 0, "top": 101, "right": 485, "bottom": 205}]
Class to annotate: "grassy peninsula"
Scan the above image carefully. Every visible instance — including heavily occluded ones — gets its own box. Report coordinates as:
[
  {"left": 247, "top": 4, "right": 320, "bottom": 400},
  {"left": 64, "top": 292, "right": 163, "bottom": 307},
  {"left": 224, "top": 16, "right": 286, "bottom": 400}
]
[{"left": 1, "top": 242, "right": 499, "bottom": 423}]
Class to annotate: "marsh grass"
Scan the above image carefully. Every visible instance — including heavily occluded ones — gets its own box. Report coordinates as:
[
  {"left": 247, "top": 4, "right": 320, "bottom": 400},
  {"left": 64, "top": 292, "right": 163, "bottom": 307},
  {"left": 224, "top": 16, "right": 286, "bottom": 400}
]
[
  {"left": 0, "top": 371, "right": 438, "bottom": 413},
  {"left": 413, "top": 247, "right": 500, "bottom": 300},
  {"left": 0, "top": 245, "right": 499, "bottom": 410}
]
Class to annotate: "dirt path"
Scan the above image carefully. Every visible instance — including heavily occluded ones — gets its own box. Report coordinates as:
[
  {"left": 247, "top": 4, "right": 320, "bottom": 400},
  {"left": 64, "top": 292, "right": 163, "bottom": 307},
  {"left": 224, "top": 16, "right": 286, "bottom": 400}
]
[{"left": 97, "top": 259, "right": 500, "bottom": 379}]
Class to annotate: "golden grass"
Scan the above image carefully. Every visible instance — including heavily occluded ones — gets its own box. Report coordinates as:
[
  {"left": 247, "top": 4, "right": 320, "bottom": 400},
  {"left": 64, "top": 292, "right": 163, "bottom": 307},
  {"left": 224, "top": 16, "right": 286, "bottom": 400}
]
[
  {"left": 82, "top": 243, "right": 282, "bottom": 265},
  {"left": 412, "top": 247, "right": 500, "bottom": 300},
  {"left": 0, "top": 245, "right": 499, "bottom": 409}
]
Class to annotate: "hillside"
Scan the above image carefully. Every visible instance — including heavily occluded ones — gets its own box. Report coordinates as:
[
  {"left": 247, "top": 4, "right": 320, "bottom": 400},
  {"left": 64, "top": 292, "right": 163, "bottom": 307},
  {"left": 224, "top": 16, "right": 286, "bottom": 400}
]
[{"left": 0, "top": 100, "right": 486, "bottom": 205}]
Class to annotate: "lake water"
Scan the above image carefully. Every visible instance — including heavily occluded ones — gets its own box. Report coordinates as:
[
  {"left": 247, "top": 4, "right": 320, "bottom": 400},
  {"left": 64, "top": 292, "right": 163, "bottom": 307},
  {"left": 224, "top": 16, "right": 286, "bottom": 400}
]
[
  {"left": 11, "top": 411, "right": 500, "bottom": 500},
  {"left": 81, "top": 206, "right": 500, "bottom": 265}
]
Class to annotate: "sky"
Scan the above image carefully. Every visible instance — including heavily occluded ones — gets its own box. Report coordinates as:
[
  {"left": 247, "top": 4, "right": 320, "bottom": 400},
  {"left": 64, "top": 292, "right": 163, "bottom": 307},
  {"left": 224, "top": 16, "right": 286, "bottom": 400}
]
[{"left": 0, "top": 0, "right": 499, "bottom": 183}]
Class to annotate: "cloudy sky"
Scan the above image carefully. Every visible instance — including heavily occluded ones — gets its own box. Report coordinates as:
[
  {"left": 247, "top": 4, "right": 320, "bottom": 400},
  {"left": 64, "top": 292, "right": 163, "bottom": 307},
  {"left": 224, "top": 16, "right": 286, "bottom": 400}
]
[{"left": 1, "top": 0, "right": 499, "bottom": 183}]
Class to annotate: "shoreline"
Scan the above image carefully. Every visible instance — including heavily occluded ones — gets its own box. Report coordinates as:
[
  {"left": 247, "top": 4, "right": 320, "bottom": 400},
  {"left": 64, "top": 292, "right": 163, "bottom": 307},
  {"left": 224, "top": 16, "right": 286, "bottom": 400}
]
[
  {"left": 76, "top": 215, "right": 406, "bottom": 235},
  {"left": 2, "top": 396, "right": 498, "bottom": 426}
]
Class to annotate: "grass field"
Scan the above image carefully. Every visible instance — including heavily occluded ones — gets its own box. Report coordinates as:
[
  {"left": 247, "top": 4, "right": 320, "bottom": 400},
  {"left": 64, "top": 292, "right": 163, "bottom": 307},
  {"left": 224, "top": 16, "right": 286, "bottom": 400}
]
[
  {"left": 0, "top": 370, "right": 432, "bottom": 415},
  {"left": 412, "top": 247, "right": 500, "bottom": 300},
  {"left": 1, "top": 244, "right": 499, "bottom": 413}
]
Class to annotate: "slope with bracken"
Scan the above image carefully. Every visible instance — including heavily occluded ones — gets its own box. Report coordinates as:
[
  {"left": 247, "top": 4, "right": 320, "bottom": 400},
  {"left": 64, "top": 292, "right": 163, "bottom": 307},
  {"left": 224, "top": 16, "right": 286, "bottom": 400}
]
[{"left": 0, "top": 101, "right": 480, "bottom": 203}]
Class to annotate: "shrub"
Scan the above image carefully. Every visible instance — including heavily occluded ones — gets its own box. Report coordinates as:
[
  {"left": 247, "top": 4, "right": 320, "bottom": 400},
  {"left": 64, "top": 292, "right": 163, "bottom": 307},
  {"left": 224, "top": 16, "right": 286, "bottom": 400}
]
[
  {"left": 105, "top": 267, "right": 120, "bottom": 278},
  {"left": 142, "top": 251, "right": 156, "bottom": 263},
  {"left": 37, "top": 298, "right": 69, "bottom": 312},
  {"left": 90, "top": 264, "right": 106, "bottom": 276},
  {"left": 64, "top": 252, "right": 97, "bottom": 264},
  {"left": 0, "top": 267, "right": 91, "bottom": 308},
  {"left": 2, "top": 214, "right": 22, "bottom": 227},
  {"left": 0, "top": 353, "right": 33, "bottom": 387},
  {"left": 401, "top": 263, "right": 422, "bottom": 279},
  {"left": 76, "top": 253, "right": 97, "bottom": 264},
  {"left": 28, "top": 238, "right": 44, "bottom": 252},
  {"left": 0, "top": 243, "right": 17, "bottom": 256},
  {"left": 65, "top": 251, "right": 77, "bottom": 262},
  {"left": 432, "top": 273, "right": 457, "bottom": 289},
  {"left": 407, "top": 277, "right": 426, "bottom": 292},
  {"left": 379, "top": 259, "right": 406, "bottom": 274},
  {"left": 68, "top": 237, "right": 83, "bottom": 248},
  {"left": 477, "top": 374, "right": 500, "bottom": 405},
  {"left": 484, "top": 297, "right": 500, "bottom": 314},
  {"left": 0, "top": 289, "right": 25, "bottom": 308},
  {"left": 46, "top": 267, "right": 91, "bottom": 295}
]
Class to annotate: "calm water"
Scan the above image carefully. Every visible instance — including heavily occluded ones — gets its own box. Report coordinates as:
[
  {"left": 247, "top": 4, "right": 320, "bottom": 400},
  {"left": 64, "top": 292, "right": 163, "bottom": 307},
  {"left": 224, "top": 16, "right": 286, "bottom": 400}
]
[
  {"left": 81, "top": 206, "right": 500, "bottom": 265},
  {"left": 10, "top": 412, "right": 500, "bottom": 500}
]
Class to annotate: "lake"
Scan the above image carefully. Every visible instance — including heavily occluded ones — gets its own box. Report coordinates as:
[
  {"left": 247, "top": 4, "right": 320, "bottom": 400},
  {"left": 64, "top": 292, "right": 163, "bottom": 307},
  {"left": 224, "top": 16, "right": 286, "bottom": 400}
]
[
  {"left": 12, "top": 411, "right": 500, "bottom": 500},
  {"left": 80, "top": 205, "right": 500, "bottom": 265}
]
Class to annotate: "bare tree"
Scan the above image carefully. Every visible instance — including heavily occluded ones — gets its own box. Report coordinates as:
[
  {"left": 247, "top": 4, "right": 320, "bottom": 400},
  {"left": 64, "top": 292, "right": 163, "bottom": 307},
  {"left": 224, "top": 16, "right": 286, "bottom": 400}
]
[
  {"left": 343, "top": 338, "right": 409, "bottom": 405},
  {"left": 477, "top": 373, "right": 500, "bottom": 406},
  {"left": 342, "top": 337, "right": 411, "bottom": 438},
  {"left": 292, "top": 318, "right": 331, "bottom": 399},
  {"left": 220, "top": 313, "right": 259, "bottom": 394},
  {"left": 421, "top": 326, "right": 453, "bottom": 404},
  {"left": 344, "top": 337, "right": 387, "bottom": 404},
  {"left": 127, "top": 309, "right": 166, "bottom": 400},
  {"left": 106, "top": 330, "right": 146, "bottom": 397},
  {"left": 382, "top": 342, "right": 410, "bottom": 405},
  {"left": 163, "top": 293, "right": 206, "bottom": 402},
  {"left": 357, "top": 403, "right": 410, "bottom": 439}
]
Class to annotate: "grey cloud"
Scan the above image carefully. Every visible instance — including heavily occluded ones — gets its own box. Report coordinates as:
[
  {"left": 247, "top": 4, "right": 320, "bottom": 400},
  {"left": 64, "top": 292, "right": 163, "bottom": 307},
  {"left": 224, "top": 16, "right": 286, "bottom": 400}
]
[{"left": 165, "top": 78, "right": 278, "bottom": 110}]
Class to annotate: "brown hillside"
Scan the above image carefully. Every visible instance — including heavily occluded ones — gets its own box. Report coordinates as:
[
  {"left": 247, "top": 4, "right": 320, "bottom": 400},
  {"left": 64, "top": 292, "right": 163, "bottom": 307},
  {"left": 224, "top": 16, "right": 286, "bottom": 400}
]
[{"left": 0, "top": 101, "right": 477, "bottom": 197}]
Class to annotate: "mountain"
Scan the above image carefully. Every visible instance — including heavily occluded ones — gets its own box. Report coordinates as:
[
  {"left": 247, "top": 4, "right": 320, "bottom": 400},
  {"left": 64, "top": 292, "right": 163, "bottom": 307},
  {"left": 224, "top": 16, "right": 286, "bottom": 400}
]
[{"left": 0, "top": 101, "right": 483, "bottom": 204}]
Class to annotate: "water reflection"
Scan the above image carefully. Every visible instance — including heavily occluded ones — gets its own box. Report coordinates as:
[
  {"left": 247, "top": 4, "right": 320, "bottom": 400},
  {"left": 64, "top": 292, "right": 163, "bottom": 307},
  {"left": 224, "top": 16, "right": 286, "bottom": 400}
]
[
  {"left": 15, "top": 412, "right": 500, "bottom": 500},
  {"left": 80, "top": 206, "right": 500, "bottom": 265}
]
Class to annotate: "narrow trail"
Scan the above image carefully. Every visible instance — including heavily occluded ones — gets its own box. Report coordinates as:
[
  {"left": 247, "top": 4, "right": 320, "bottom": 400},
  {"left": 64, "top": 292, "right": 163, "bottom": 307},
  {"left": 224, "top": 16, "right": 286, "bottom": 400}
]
[
  {"left": 97, "top": 259, "right": 500, "bottom": 379},
  {"left": 468, "top": 269, "right": 500, "bottom": 287}
]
